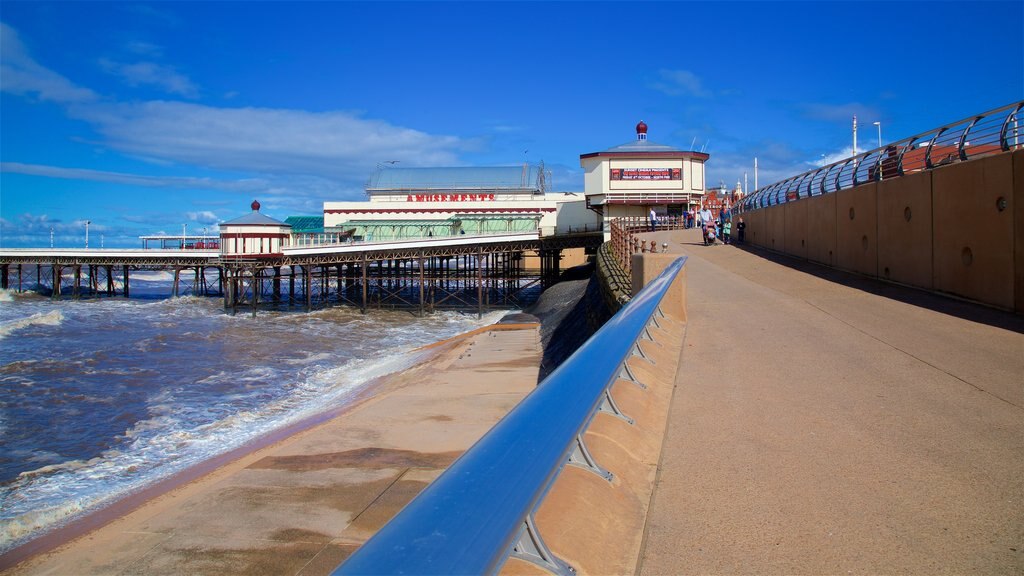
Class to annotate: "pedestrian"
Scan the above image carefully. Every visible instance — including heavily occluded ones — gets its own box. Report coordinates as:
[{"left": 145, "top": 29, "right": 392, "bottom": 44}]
[
  {"left": 699, "top": 205, "right": 714, "bottom": 245},
  {"left": 737, "top": 217, "right": 746, "bottom": 243},
  {"left": 649, "top": 206, "right": 657, "bottom": 231},
  {"left": 723, "top": 220, "right": 732, "bottom": 244}
]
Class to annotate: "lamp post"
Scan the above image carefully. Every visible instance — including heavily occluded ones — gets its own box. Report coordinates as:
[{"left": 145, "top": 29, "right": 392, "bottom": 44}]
[
  {"left": 50, "top": 227, "right": 54, "bottom": 248},
  {"left": 852, "top": 115, "right": 858, "bottom": 157},
  {"left": 873, "top": 121, "right": 882, "bottom": 148},
  {"left": 85, "top": 220, "right": 91, "bottom": 248}
]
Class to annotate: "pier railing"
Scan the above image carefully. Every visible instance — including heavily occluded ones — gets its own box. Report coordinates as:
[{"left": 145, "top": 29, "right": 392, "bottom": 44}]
[
  {"left": 608, "top": 216, "right": 685, "bottom": 276},
  {"left": 334, "top": 256, "right": 687, "bottom": 575},
  {"left": 740, "top": 100, "right": 1024, "bottom": 211}
]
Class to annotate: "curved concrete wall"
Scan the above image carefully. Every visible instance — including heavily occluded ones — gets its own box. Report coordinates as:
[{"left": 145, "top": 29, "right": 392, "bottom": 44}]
[{"left": 742, "top": 149, "right": 1023, "bottom": 313}]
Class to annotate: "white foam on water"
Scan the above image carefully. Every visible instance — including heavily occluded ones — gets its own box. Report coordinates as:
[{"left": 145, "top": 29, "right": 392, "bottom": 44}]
[
  {"left": 128, "top": 270, "right": 175, "bottom": 282},
  {"left": 0, "top": 310, "right": 64, "bottom": 340},
  {"left": 0, "top": 307, "right": 510, "bottom": 553}
]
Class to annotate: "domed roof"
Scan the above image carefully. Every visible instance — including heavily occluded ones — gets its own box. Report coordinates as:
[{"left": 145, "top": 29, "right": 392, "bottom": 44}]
[
  {"left": 636, "top": 120, "right": 648, "bottom": 135},
  {"left": 220, "top": 200, "right": 290, "bottom": 227}
]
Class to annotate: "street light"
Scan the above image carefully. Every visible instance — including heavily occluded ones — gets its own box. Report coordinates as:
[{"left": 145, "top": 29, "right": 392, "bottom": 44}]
[
  {"left": 873, "top": 121, "right": 882, "bottom": 148},
  {"left": 85, "top": 220, "right": 91, "bottom": 248}
]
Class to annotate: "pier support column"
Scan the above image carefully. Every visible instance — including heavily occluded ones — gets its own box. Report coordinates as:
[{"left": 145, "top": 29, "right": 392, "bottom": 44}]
[
  {"left": 122, "top": 265, "right": 130, "bottom": 298},
  {"left": 1, "top": 264, "right": 7, "bottom": 291},
  {"left": 477, "top": 249, "right": 484, "bottom": 318},
  {"left": 273, "top": 266, "right": 282, "bottom": 303},
  {"left": 73, "top": 265, "right": 82, "bottom": 299},
  {"left": 335, "top": 265, "right": 343, "bottom": 304},
  {"left": 361, "top": 256, "right": 368, "bottom": 314},
  {"left": 288, "top": 266, "right": 295, "bottom": 305},
  {"left": 224, "top": 267, "right": 234, "bottom": 311},
  {"left": 304, "top": 265, "right": 312, "bottom": 312}
]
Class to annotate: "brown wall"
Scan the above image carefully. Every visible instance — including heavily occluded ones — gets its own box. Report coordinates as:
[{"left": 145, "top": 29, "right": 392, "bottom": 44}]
[
  {"left": 784, "top": 199, "right": 808, "bottom": 259},
  {"left": 765, "top": 205, "right": 785, "bottom": 252},
  {"left": 835, "top": 182, "right": 879, "bottom": 277},
  {"left": 742, "top": 208, "right": 765, "bottom": 248},
  {"left": 878, "top": 171, "right": 933, "bottom": 288},
  {"left": 1015, "top": 149, "right": 1024, "bottom": 313},
  {"left": 806, "top": 193, "right": 837, "bottom": 266},
  {"left": 932, "top": 152, "right": 1015, "bottom": 309},
  {"left": 740, "top": 149, "right": 1023, "bottom": 313}
]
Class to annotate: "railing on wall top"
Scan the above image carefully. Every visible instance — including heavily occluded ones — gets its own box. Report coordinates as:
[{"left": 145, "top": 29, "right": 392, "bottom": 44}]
[
  {"left": 609, "top": 216, "right": 686, "bottom": 279},
  {"left": 333, "top": 256, "right": 687, "bottom": 575},
  {"left": 739, "top": 100, "right": 1024, "bottom": 212}
]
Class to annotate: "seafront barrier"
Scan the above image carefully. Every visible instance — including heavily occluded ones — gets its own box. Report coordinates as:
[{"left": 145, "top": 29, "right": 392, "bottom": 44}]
[
  {"left": 335, "top": 252, "right": 688, "bottom": 574},
  {"left": 737, "top": 102, "right": 1024, "bottom": 314},
  {"left": 1, "top": 245, "right": 688, "bottom": 575}
]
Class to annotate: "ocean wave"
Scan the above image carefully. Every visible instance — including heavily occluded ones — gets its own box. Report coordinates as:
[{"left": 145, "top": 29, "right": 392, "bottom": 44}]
[
  {"left": 0, "top": 307, "right": 506, "bottom": 553},
  {"left": 0, "top": 310, "right": 64, "bottom": 340}
]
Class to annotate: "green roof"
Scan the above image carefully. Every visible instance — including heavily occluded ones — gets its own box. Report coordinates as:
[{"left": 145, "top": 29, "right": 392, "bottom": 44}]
[{"left": 285, "top": 216, "right": 325, "bottom": 233}]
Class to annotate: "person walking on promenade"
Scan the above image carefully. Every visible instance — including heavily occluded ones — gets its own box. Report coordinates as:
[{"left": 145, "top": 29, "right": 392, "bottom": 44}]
[
  {"left": 737, "top": 217, "right": 746, "bottom": 243},
  {"left": 699, "top": 205, "right": 714, "bottom": 245},
  {"left": 649, "top": 206, "right": 657, "bottom": 231}
]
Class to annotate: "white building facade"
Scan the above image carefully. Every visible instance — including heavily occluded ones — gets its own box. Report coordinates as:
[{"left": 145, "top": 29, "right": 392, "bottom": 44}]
[
  {"left": 323, "top": 165, "right": 599, "bottom": 241},
  {"left": 581, "top": 121, "right": 709, "bottom": 238},
  {"left": 219, "top": 200, "right": 292, "bottom": 258}
]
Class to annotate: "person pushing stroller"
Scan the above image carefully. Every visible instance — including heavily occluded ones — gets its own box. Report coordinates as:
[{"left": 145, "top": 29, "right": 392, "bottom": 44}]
[{"left": 696, "top": 204, "right": 712, "bottom": 242}]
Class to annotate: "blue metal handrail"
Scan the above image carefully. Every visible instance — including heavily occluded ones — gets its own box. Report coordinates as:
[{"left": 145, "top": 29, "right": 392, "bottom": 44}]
[
  {"left": 740, "top": 100, "right": 1024, "bottom": 212},
  {"left": 334, "top": 256, "right": 687, "bottom": 575}
]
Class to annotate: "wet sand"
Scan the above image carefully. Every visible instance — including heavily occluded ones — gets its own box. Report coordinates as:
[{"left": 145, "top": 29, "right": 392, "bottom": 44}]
[{"left": 3, "top": 322, "right": 543, "bottom": 575}]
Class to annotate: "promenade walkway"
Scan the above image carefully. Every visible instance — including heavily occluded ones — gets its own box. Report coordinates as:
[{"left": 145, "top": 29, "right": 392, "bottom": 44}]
[
  {"left": 5, "top": 227, "right": 1022, "bottom": 575},
  {"left": 637, "top": 227, "right": 1024, "bottom": 574}
]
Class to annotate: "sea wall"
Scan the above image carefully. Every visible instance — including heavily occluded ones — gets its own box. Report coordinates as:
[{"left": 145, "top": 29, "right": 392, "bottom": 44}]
[
  {"left": 742, "top": 149, "right": 1024, "bottom": 313},
  {"left": 507, "top": 252, "right": 688, "bottom": 575}
]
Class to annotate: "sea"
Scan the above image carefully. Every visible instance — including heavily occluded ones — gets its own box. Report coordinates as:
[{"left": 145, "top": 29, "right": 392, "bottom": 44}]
[{"left": 0, "top": 270, "right": 509, "bottom": 554}]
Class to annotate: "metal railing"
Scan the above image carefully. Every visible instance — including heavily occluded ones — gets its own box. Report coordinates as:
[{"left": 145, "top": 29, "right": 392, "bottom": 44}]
[
  {"left": 608, "top": 216, "right": 687, "bottom": 276},
  {"left": 333, "top": 256, "right": 687, "bottom": 575},
  {"left": 739, "top": 100, "right": 1024, "bottom": 212}
]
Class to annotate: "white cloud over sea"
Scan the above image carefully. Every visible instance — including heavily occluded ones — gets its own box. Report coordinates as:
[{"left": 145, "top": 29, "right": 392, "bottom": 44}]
[{"left": 1, "top": 21, "right": 469, "bottom": 193}]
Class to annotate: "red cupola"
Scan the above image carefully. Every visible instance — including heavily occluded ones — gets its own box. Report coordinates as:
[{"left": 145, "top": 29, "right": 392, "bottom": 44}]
[
  {"left": 636, "top": 120, "right": 648, "bottom": 141},
  {"left": 251, "top": 199, "right": 261, "bottom": 211}
]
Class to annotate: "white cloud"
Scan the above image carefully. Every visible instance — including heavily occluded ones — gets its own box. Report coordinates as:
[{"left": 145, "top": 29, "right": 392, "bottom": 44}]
[
  {"left": 99, "top": 58, "right": 200, "bottom": 98},
  {"left": 3, "top": 22, "right": 470, "bottom": 190},
  {"left": 0, "top": 23, "right": 97, "bottom": 103},
  {"left": 186, "top": 210, "right": 219, "bottom": 224},
  {"left": 649, "top": 69, "right": 711, "bottom": 98},
  {"left": 68, "top": 101, "right": 466, "bottom": 180},
  {"left": 1, "top": 162, "right": 269, "bottom": 192}
]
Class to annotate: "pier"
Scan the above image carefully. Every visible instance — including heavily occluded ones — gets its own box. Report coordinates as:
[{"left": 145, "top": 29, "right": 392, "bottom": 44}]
[
  {"left": 2, "top": 103, "right": 1021, "bottom": 575},
  {"left": 0, "top": 232, "right": 601, "bottom": 315}
]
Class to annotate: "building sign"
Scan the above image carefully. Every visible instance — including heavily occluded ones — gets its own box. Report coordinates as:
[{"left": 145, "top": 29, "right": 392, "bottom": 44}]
[
  {"left": 406, "top": 193, "right": 496, "bottom": 202},
  {"left": 610, "top": 168, "right": 682, "bottom": 181}
]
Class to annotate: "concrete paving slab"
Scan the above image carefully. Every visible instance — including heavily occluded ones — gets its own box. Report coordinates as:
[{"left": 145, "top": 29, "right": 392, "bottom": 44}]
[{"left": 638, "top": 228, "right": 1024, "bottom": 575}]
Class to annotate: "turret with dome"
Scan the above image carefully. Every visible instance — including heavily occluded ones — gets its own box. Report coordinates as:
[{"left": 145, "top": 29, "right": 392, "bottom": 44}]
[{"left": 219, "top": 200, "right": 292, "bottom": 258}]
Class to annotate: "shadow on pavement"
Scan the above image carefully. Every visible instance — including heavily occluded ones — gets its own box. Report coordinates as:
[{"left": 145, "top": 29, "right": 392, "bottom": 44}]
[{"left": 728, "top": 241, "right": 1024, "bottom": 335}]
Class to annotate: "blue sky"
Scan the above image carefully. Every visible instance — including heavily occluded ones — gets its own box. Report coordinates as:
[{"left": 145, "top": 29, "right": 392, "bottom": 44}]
[{"left": 2, "top": 1, "right": 1021, "bottom": 247}]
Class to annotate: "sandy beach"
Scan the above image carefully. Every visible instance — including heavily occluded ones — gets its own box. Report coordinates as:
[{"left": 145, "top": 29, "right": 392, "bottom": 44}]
[{"left": 2, "top": 320, "right": 543, "bottom": 575}]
